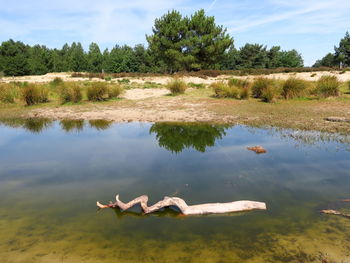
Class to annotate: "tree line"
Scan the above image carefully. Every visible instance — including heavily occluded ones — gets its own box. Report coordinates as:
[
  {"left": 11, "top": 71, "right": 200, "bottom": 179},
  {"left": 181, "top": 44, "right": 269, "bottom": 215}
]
[
  {"left": 313, "top": 31, "right": 350, "bottom": 68},
  {"left": 0, "top": 9, "right": 304, "bottom": 76}
]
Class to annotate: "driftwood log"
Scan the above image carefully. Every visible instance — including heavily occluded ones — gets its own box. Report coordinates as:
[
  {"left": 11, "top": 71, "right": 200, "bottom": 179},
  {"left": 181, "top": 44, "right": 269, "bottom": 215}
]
[
  {"left": 97, "top": 195, "right": 267, "bottom": 215},
  {"left": 320, "top": 200, "right": 350, "bottom": 219}
]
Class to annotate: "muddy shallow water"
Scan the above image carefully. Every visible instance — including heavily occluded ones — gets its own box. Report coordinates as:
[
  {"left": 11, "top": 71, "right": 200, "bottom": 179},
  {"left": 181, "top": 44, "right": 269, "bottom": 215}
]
[{"left": 0, "top": 119, "right": 349, "bottom": 263}]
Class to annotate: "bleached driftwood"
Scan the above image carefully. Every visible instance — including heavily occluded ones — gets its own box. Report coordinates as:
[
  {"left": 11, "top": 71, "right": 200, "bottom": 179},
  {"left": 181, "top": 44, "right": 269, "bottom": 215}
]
[
  {"left": 320, "top": 200, "right": 350, "bottom": 219},
  {"left": 320, "top": 210, "right": 350, "bottom": 219},
  {"left": 97, "top": 195, "right": 267, "bottom": 215}
]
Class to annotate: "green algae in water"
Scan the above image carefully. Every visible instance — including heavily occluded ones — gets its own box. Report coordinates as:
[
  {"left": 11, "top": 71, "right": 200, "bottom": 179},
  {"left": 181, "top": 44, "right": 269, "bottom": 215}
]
[{"left": 0, "top": 120, "right": 349, "bottom": 262}]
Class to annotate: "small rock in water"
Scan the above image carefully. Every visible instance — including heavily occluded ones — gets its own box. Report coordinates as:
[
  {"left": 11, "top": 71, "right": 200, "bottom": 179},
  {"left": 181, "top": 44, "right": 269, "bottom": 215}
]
[{"left": 247, "top": 146, "right": 267, "bottom": 154}]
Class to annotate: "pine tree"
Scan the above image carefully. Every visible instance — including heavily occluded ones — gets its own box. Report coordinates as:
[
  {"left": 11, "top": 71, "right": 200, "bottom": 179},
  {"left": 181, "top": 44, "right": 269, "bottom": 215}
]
[
  {"left": 87, "top": 43, "right": 103, "bottom": 72},
  {"left": 335, "top": 31, "right": 350, "bottom": 67}
]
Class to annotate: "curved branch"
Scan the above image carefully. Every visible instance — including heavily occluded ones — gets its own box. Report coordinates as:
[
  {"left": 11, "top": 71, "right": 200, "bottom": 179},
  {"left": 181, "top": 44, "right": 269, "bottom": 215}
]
[
  {"left": 321, "top": 210, "right": 350, "bottom": 219},
  {"left": 97, "top": 195, "right": 267, "bottom": 215}
]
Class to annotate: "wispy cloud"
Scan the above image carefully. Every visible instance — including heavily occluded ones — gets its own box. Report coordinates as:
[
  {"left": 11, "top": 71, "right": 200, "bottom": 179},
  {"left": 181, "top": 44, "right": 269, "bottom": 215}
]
[{"left": 0, "top": 0, "right": 349, "bottom": 65}]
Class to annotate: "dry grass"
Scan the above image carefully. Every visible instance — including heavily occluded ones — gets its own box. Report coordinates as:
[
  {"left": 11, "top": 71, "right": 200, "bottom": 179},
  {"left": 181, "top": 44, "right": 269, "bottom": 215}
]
[{"left": 166, "top": 79, "right": 187, "bottom": 95}]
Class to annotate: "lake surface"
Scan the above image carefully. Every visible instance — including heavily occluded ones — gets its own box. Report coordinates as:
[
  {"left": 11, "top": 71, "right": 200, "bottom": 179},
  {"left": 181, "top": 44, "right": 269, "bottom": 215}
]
[{"left": 0, "top": 119, "right": 349, "bottom": 263}]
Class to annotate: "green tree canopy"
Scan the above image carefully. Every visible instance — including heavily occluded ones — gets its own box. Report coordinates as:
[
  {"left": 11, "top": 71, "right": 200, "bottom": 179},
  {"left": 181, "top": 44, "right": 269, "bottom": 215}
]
[
  {"left": 0, "top": 39, "right": 31, "bottom": 76},
  {"left": 87, "top": 43, "right": 103, "bottom": 72},
  {"left": 335, "top": 31, "right": 350, "bottom": 67},
  {"left": 147, "top": 9, "right": 233, "bottom": 72}
]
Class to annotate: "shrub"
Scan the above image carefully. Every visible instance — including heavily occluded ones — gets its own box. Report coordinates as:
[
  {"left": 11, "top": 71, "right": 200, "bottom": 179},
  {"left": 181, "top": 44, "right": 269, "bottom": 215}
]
[
  {"left": 282, "top": 78, "right": 309, "bottom": 99},
  {"left": 0, "top": 83, "right": 18, "bottom": 103},
  {"left": 211, "top": 82, "right": 240, "bottom": 99},
  {"left": 107, "top": 84, "right": 124, "bottom": 99},
  {"left": 252, "top": 78, "right": 274, "bottom": 98},
  {"left": 59, "top": 84, "right": 82, "bottom": 103},
  {"left": 87, "top": 82, "right": 109, "bottom": 101},
  {"left": 117, "top": 78, "right": 130, "bottom": 84},
  {"left": 228, "top": 78, "right": 250, "bottom": 88},
  {"left": 316, "top": 76, "right": 340, "bottom": 97},
  {"left": 105, "top": 76, "right": 112, "bottom": 81},
  {"left": 239, "top": 86, "right": 251, "bottom": 100},
  {"left": 166, "top": 79, "right": 187, "bottom": 95},
  {"left": 261, "top": 85, "right": 281, "bottom": 103},
  {"left": 188, "top": 82, "right": 206, "bottom": 89},
  {"left": 144, "top": 82, "right": 162, "bottom": 89},
  {"left": 50, "top": 77, "right": 64, "bottom": 87},
  {"left": 21, "top": 84, "right": 49, "bottom": 106}
]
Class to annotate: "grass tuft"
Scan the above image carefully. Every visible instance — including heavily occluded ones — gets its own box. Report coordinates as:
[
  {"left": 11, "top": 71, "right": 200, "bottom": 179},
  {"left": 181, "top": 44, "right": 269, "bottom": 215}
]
[
  {"left": 21, "top": 84, "right": 49, "bottom": 106},
  {"left": 59, "top": 83, "right": 82, "bottom": 103},
  {"left": 315, "top": 75, "right": 340, "bottom": 97},
  {"left": 282, "top": 78, "right": 310, "bottom": 99},
  {"left": 166, "top": 79, "right": 187, "bottom": 95},
  {"left": 0, "top": 83, "right": 19, "bottom": 103},
  {"left": 107, "top": 84, "right": 124, "bottom": 99},
  {"left": 87, "top": 82, "right": 109, "bottom": 101}
]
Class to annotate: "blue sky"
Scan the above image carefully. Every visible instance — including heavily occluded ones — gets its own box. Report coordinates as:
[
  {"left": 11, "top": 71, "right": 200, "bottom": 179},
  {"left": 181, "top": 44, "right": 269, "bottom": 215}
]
[{"left": 0, "top": 0, "right": 349, "bottom": 66}]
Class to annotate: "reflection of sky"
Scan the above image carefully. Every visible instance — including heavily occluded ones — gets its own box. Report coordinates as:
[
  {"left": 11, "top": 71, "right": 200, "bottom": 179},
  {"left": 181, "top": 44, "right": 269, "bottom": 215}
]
[
  {"left": 0, "top": 121, "right": 350, "bottom": 262},
  {"left": 0, "top": 122, "right": 349, "bottom": 208}
]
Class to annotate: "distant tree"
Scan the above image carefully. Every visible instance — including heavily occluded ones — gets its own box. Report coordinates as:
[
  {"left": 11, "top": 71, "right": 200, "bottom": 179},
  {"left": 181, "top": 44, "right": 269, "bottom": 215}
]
[
  {"left": 266, "top": 46, "right": 281, "bottom": 68},
  {"left": 237, "top": 44, "right": 268, "bottom": 69},
  {"left": 0, "top": 39, "right": 31, "bottom": 76},
  {"left": 69, "top": 42, "right": 88, "bottom": 72},
  {"left": 334, "top": 31, "right": 350, "bottom": 67},
  {"left": 87, "top": 43, "right": 103, "bottom": 72},
  {"left": 186, "top": 9, "right": 233, "bottom": 70},
  {"left": 101, "top": 48, "right": 110, "bottom": 73},
  {"left": 147, "top": 9, "right": 233, "bottom": 72},
  {"left": 147, "top": 10, "right": 189, "bottom": 73},
  {"left": 108, "top": 45, "right": 138, "bottom": 73},
  {"left": 277, "top": 49, "right": 303, "bottom": 67},
  {"left": 313, "top": 53, "right": 337, "bottom": 67},
  {"left": 220, "top": 46, "right": 239, "bottom": 70},
  {"left": 28, "top": 45, "right": 52, "bottom": 75}
]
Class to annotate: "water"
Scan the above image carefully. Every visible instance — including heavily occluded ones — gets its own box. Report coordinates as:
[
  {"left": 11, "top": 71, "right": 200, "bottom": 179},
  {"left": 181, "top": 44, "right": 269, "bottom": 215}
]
[{"left": 0, "top": 119, "right": 349, "bottom": 263}]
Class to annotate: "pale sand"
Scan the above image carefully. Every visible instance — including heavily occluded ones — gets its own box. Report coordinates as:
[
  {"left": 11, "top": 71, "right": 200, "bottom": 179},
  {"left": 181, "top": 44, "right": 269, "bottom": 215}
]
[{"left": 2, "top": 71, "right": 350, "bottom": 84}]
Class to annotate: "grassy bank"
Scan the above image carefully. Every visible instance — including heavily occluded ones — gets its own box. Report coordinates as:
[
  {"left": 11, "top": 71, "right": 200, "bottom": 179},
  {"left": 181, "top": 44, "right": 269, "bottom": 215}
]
[{"left": 0, "top": 75, "right": 349, "bottom": 134}]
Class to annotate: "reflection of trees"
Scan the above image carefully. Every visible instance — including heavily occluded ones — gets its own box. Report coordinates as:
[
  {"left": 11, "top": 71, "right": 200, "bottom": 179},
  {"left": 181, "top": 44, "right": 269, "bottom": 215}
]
[
  {"left": 0, "top": 118, "right": 53, "bottom": 133},
  {"left": 0, "top": 118, "right": 115, "bottom": 133},
  {"left": 89, "top": 119, "right": 112, "bottom": 130},
  {"left": 150, "top": 122, "right": 230, "bottom": 153},
  {"left": 60, "top": 119, "right": 84, "bottom": 132},
  {"left": 112, "top": 207, "right": 183, "bottom": 219}
]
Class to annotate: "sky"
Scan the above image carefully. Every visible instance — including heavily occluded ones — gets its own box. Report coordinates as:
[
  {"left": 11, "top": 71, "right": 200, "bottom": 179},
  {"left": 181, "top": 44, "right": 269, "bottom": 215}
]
[{"left": 0, "top": 0, "right": 349, "bottom": 66}]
